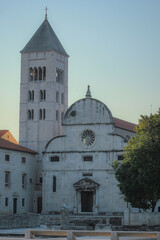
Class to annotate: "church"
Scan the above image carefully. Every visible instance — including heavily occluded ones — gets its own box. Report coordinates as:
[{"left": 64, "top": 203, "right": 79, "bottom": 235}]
[{"left": 0, "top": 13, "right": 137, "bottom": 215}]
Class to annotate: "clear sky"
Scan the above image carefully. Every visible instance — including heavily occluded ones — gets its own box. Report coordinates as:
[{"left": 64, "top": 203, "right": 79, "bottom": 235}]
[{"left": 1, "top": 0, "right": 160, "bottom": 141}]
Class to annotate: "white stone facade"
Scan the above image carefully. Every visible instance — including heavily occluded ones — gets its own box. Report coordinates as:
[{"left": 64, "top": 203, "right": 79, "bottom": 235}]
[
  {"left": 0, "top": 148, "right": 35, "bottom": 214},
  {"left": 42, "top": 96, "right": 134, "bottom": 214}
]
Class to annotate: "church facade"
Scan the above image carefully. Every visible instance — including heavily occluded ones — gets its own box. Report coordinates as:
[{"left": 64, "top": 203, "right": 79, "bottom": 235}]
[{"left": 42, "top": 87, "right": 135, "bottom": 214}]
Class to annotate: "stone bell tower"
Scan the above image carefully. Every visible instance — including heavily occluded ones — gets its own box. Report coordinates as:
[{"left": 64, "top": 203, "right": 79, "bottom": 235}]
[{"left": 19, "top": 12, "right": 68, "bottom": 199}]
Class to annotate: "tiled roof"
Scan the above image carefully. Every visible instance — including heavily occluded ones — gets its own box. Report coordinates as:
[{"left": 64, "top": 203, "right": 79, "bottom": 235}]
[
  {"left": 0, "top": 138, "right": 37, "bottom": 154},
  {"left": 114, "top": 117, "right": 136, "bottom": 132},
  {"left": 0, "top": 130, "right": 8, "bottom": 137},
  {"left": 21, "top": 19, "right": 68, "bottom": 56}
]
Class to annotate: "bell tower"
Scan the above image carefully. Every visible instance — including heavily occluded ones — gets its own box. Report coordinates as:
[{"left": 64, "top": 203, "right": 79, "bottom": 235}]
[{"left": 19, "top": 13, "right": 68, "bottom": 166}]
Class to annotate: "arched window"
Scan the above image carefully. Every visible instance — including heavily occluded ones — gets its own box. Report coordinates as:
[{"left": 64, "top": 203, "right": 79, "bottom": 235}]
[
  {"left": 39, "top": 67, "right": 42, "bottom": 80},
  {"left": 28, "top": 110, "right": 31, "bottom": 119},
  {"left": 34, "top": 68, "right": 38, "bottom": 81},
  {"left": 53, "top": 176, "right": 56, "bottom": 192},
  {"left": 61, "top": 112, "right": 64, "bottom": 123},
  {"left": 44, "top": 90, "right": 46, "bottom": 100},
  {"left": 28, "top": 91, "right": 31, "bottom": 101},
  {"left": 56, "top": 110, "right": 59, "bottom": 121},
  {"left": 43, "top": 67, "right": 46, "bottom": 81},
  {"left": 40, "top": 90, "right": 43, "bottom": 101},
  {"left": 29, "top": 68, "right": 33, "bottom": 81},
  {"left": 32, "top": 91, "right": 34, "bottom": 101},
  {"left": 31, "top": 109, "right": 34, "bottom": 119},
  {"left": 39, "top": 109, "right": 42, "bottom": 120},
  {"left": 56, "top": 91, "right": 59, "bottom": 103},
  {"left": 61, "top": 93, "right": 64, "bottom": 104},
  {"left": 43, "top": 109, "right": 46, "bottom": 120}
]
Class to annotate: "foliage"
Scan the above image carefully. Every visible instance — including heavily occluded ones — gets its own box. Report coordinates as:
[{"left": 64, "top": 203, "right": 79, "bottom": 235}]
[{"left": 112, "top": 110, "right": 160, "bottom": 212}]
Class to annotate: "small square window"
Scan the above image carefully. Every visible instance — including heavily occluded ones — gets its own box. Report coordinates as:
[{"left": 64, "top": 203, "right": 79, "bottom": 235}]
[
  {"left": 50, "top": 156, "right": 59, "bottom": 162},
  {"left": 5, "top": 198, "right": 8, "bottom": 207},
  {"left": 21, "top": 157, "right": 26, "bottom": 164},
  {"left": 83, "top": 156, "right": 93, "bottom": 161},
  {"left": 5, "top": 154, "right": 10, "bottom": 161}
]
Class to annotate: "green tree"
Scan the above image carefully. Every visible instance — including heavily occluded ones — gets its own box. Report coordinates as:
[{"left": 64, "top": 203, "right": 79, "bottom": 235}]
[{"left": 112, "top": 110, "right": 160, "bottom": 212}]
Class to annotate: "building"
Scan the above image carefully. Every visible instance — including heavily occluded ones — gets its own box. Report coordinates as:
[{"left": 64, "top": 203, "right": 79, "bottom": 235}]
[
  {"left": 0, "top": 130, "right": 18, "bottom": 144},
  {"left": 42, "top": 86, "right": 136, "bottom": 214},
  {"left": 0, "top": 138, "right": 36, "bottom": 214},
  {"left": 1, "top": 13, "right": 143, "bottom": 216},
  {"left": 19, "top": 13, "right": 69, "bottom": 210}
]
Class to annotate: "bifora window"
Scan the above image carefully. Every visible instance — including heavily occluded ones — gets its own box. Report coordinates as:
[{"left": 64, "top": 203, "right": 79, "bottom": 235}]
[{"left": 81, "top": 130, "right": 95, "bottom": 147}]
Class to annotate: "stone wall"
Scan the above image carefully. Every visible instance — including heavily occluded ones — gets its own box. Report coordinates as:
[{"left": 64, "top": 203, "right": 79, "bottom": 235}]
[
  {"left": 124, "top": 211, "right": 160, "bottom": 226},
  {"left": 0, "top": 214, "right": 40, "bottom": 229}
]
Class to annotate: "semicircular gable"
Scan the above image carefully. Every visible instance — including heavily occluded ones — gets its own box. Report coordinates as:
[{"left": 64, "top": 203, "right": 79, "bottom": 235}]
[{"left": 63, "top": 98, "right": 113, "bottom": 125}]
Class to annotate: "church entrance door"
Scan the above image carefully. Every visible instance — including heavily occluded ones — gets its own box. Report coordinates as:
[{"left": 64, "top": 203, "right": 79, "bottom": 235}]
[{"left": 81, "top": 191, "right": 93, "bottom": 212}]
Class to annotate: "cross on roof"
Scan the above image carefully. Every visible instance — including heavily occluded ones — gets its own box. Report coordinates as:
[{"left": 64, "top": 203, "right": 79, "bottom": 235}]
[{"left": 45, "top": 7, "right": 48, "bottom": 20}]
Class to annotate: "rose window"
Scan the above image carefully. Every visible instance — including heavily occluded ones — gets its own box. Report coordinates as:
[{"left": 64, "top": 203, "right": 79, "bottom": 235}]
[{"left": 81, "top": 130, "right": 95, "bottom": 147}]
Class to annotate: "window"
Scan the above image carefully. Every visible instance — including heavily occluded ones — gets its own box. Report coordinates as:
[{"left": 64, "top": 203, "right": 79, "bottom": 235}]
[
  {"left": 28, "top": 91, "right": 32, "bottom": 101},
  {"left": 21, "top": 157, "right": 26, "bottom": 164},
  {"left": 28, "top": 109, "right": 34, "bottom": 120},
  {"left": 83, "top": 156, "right": 93, "bottom": 161},
  {"left": 56, "top": 110, "right": 59, "bottom": 121},
  {"left": 50, "top": 156, "right": 59, "bottom": 162},
  {"left": 61, "top": 112, "right": 64, "bottom": 123},
  {"left": 22, "top": 198, "right": 25, "bottom": 207},
  {"left": 5, "top": 198, "right": 8, "bottom": 207},
  {"left": 29, "top": 68, "right": 33, "bottom": 81},
  {"left": 118, "top": 155, "right": 124, "bottom": 161},
  {"left": 56, "top": 68, "right": 64, "bottom": 84},
  {"left": 39, "top": 109, "right": 46, "bottom": 120},
  {"left": 5, "top": 172, "right": 10, "bottom": 187},
  {"left": 34, "top": 67, "right": 38, "bottom": 81},
  {"left": 56, "top": 91, "right": 59, "bottom": 103},
  {"left": 22, "top": 174, "right": 27, "bottom": 189},
  {"left": 61, "top": 93, "right": 64, "bottom": 104},
  {"left": 43, "top": 67, "right": 46, "bottom": 81},
  {"left": 83, "top": 173, "right": 93, "bottom": 177},
  {"left": 5, "top": 154, "right": 10, "bottom": 161},
  {"left": 39, "top": 67, "right": 42, "bottom": 80},
  {"left": 40, "top": 90, "right": 46, "bottom": 101},
  {"left": 30, "top": 178, "right": 32, "bottom": 183},
  {"left": 53, "top": 176, "right": 56, "bottom": 192},
  {"left": 39, "top": 177, "right": 43, "bottom": 184}
]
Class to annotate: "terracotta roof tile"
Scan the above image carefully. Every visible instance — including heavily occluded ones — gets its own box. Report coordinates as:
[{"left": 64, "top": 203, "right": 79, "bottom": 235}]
[
  {"left": 0, "top": 138, "right": 37, "bottom": 154},
  {"left": 0, "top": 130, "right": 8, "bottom": 137},
  {"left": 114, "top": 117, "right": 136, "bottom": 132}
]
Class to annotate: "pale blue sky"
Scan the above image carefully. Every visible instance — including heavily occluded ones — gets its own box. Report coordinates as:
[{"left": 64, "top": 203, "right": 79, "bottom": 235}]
[{"left": 0, "top": 0, "right": 160, "bottom": 141}]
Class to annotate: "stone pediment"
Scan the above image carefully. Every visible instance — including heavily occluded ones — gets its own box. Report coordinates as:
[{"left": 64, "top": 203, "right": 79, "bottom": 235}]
[{"left": 73, "top": 178, "right": 99, "bottom": 190}]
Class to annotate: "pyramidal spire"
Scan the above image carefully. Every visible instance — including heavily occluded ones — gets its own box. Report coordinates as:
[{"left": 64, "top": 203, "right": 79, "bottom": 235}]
[
  {"left": 85, "top": 85, "right": 92, "bottom": 98},
  {"left": 45, "top": 7, "right": 48, "bottom": 20}
]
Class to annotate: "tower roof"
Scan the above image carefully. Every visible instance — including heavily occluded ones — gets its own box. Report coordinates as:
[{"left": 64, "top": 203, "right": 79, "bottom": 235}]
[{"left": 21, "top": 18, "right": 68, "bottom": 56}]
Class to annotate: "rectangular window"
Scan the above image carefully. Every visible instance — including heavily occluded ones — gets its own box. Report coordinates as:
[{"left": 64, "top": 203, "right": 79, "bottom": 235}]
[
  {"left": 22, "top": 198, "right": 25, "bottom": 207},
  {"left": 22, "top": 174, "right": 27, "bottom": 189},
  {"left": 83, "top": 173, "right": 93, "bottom": 177},
  {"left": 5, "top": 154, "right": 10, "bottom": 161},
  {"left": 39, "top": 177, "right": 43, "bottom": 184},
  {"left": 50, "top": 156, "right": 59, "bottom": 162},
  {"left": 5, "top": 198, "right": 8, "bottom": 207},
  {"left": 30, "top": 178, "right": 32, "bottom": 183},
  {"left": 21, "top": 157, "right": 26, "bottom": 164},
  {"left": 83, "top": 156, "right": 93, "bottom": 161},
  {"left": 5, "top": 172, "right": 10, "bottom": 187},
  {"left": 118, "top": 155, "right": 124, "bottom": 161}
]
